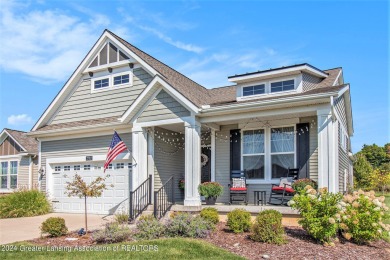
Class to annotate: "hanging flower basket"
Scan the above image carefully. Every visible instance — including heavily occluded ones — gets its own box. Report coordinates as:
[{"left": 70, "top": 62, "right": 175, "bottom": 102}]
[{"left": 178, "top": 179, "right": 185, "bottom": 190}]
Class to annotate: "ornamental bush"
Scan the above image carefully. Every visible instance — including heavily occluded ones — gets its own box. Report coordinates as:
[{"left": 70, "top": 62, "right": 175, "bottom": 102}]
[
  {"left": 0, "top": 189, "right": 51, "bottom": 218},
  {"left": 250, "top": 210, "right": 285, "bottom": 245},
  {"left": 40, "top": 217, "right": 68, "bottom": 237},
  {"left": 134, "top": 215, "right": 165, "bottom": 240},
  {"left": 198, "top": 182, "right": 224, "bottom": 198},
  {"left": 226, "top": 208, "right": 251, "bottom": 233},
  {"left": 292, "top": 178, "right": 318, "bottom": 192},
  {"left": 337, "top": 190, "right": 390, "bottom": 244},
  {"left": 93, "top": 222, "right": 132, "bottom": 243},
  {"left": 288, "top": 186, "right": 342, "bottom": 243},
  {"left": 165, "top": 212, "right": 213, "bottom": 238},
  {"left": 200, "top": 207, "right": 219, "bottom": 225}
]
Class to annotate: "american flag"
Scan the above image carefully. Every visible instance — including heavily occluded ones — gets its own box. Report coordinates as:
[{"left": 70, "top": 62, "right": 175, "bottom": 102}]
[{"left": 104, "top": 131, "right": 128, "bottom": 172}]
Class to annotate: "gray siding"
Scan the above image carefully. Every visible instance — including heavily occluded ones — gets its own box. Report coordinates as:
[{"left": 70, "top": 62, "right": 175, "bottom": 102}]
[
  {"left": 302, "top": 73, "right": 322, "bottom": 92},
  {"left": 51, "top": 68, "right": 152, "bottom": 124},
  {"left": 300, "top": 116, "right": 318, "bottom": 182},
  {"left": 138, "top": 89, "right": 190, "bottom": 123},
  {"left": 334, "top": 95, "right": 347, "bottom": 131},
  {"left": 153, "top": 127, "right": 185, "bottom": 202},
  {"left": 215, "top": 125, "right": 237, "bottom": 203},
  {"left": 17, "top": 156, "right": 30, "bottom": 189},
  {"left": 41, "top": 133, "right": 132, "bottom": 191},
  {"left": 338, "top": 122, "right": 349, "bottom": 193}
]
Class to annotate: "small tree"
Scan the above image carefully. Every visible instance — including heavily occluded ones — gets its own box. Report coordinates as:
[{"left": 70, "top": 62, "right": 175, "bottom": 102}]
[
  {"left": 372, "top": 163, "right": 390, "bottom": 194},
  {"left": 353, "top": 154, "right": 374, "bottom": 189},
  {"left": 65, "top": 174, "right": 109, "bottom": 232}
]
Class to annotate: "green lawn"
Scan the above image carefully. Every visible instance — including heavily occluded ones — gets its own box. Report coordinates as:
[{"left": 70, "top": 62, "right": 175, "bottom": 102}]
[{"left": 0, "top": 238, "right": 244, "bottom": 260}]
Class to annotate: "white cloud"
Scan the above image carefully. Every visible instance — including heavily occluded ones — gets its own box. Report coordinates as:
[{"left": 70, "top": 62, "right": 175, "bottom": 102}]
[
  {"left": 0, "top": 1, "right": 129, "bottom": 83},
  {"left": 7, "top": 114, "right": 34, "bottom": 126},
  {"left": 139, "top": 26, "right": 204, "bottom": 53}
]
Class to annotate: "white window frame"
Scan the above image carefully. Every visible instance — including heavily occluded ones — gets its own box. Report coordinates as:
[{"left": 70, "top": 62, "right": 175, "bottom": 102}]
[
  {"left": 241, "top": 128, "right": 266, "bottom": 180},
  {"left": 64, "top": 165, "right": 71, "bottom": 171},
  {"left": 269, "top": 78, "right": 296, "bottom": 94},
  {"left": 73, "top": 165, "right": 81, "bottom": 171},
  {"left": 83, "top": 165, "right": 91, "bottom": 171},
  {"left": 91, "top": 71, "right": 133, "bottom": 93},
  {"left": 0, "top": 160, "right": 18, "bottom": 190},
  {"left": 116, "top": 163, "right": 124, "bottom": 169},
  {"left": 54, "top": 166, "right": 62, "bottom": 172},
  {"left": 242, "top": 84, "right": 266, "bottom": 97},
  {"left": 241, "top": 125, "right": 296, "bottom": 184}
]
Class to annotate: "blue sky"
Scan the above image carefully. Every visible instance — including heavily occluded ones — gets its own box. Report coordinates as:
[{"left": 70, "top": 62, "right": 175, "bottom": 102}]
[{"left": 0, "top": 0, "right": 388, "bottom": 152}]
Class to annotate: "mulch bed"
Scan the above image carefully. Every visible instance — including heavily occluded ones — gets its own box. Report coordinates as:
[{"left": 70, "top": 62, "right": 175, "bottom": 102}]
[
  {"left": 30, "top": 230, "right": 100, "bottom": 247},
  {"left": 205, "top": 222, "right": 390, "bottom": 260}
]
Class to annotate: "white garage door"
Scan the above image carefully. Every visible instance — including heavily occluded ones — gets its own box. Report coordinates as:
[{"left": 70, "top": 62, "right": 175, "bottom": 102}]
[{"left": 51, "top": 162, "right": 130, "bottom": 215}]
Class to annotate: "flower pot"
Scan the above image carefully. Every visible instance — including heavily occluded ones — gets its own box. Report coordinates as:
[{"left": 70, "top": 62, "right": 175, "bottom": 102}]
[{"left": 205, "top": 196, "right": 217, "bottom": 205}]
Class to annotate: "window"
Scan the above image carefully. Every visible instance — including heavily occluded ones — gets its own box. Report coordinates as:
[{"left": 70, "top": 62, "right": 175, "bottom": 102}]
[
  {"left": 94, "top": 165, "right": 102, "bottom": 170},
  {"left": 0, "top": 161, "right": 18, "bottom": 189},
  {"left": 116, "top": 163, "right": 124, "bottom": 169},
  {"left": 84, "top": 165, "right": 91, "bottom": 171},
  {"left": 243, "top": 84, "right": 265, "bottom": 96},
  {"left": 113, "top": 74, "right": 130, "bottom": 85},
  {"left": 94, "top": 78, "right": 109, "bottom": 89},
  {"left": 271, "top": 80, "right": 294, "bottom": 93},
  {"left": 128, "top": 163, "right": 133, "bottom": 168},
  {"left": 64, "top": 166, "right": 71, "bottom": 171},
  {"left": 108, "top": 164, "right": 113, "bottom": 170},
  {"left": 1, "top": 162, "right": 8, "bottom": 189},
  {"left": 54, "top": 166, "right": 61, "bottom": 172},
  {"left": 242, "top": 129, "right": 265, "bottom": 179},
  {"left": 271, "top": 127, "right": 295, "bottom": 178},
  {"left": 74, "top": 165, "right": 81, "bottom": 171}
]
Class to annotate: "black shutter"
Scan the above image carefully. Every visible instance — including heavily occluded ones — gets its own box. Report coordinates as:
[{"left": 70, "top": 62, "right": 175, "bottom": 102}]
[
  {"left": 230, "top": 129, "right": 241, "bottom": 172},
  {"left": 296, "top": 123, "right": 310, "bottom": 179}
]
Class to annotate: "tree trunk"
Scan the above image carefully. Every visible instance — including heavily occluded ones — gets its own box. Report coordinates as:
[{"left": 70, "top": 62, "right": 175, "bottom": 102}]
[{"left": 84, "top": 196, "right": 88, "bottom": 233}]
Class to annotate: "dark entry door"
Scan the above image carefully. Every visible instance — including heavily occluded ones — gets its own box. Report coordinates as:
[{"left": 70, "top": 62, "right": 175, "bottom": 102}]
[{"left": 201, "top": 147, "right": 211, "bottom": 183}]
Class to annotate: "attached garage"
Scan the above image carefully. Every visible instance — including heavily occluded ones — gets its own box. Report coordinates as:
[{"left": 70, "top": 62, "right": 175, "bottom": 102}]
[{"left": 50, "top": 162, "right": 130, "bottom": 215}]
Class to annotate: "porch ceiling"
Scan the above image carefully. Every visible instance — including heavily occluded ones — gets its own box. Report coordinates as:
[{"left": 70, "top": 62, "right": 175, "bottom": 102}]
[{"left": 158, "top": 123, "right": 184, "bottom": 133}]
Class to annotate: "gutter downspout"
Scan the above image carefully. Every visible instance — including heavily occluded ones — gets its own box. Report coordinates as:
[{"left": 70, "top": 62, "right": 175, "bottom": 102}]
[{"left": 28, "top": 156, "right": 32, "bottom": 190}]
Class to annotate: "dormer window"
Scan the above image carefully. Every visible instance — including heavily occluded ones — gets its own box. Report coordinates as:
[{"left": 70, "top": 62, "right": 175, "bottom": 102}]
[
  {"left": 270, "top": 79, "right": 294, "bottom": 93},
  {"left": 91, "top": 72, "right": 132, "bottom": 92},
  {"left": 113, "top": 74, "right": 130, "bottom": 86},
  {"left": 243, "top": 84, "right": 265, "bottom": 96}
]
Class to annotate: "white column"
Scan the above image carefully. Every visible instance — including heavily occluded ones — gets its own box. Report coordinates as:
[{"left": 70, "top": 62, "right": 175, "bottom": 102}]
[
  {"left": 317, "top": 107, "right": 338, "bottom": 193},
  {"left": 210, "top": 129, "right": 216, "bottom": 182},
  {"left": 184, "top": 120, "right": 202, "bottom": 206},
  {"left": 131, "top": 125, "right": 148, "bottom": 190}
]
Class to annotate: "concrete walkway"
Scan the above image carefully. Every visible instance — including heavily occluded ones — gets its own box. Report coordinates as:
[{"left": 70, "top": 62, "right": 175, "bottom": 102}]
[{"left": 0, "top": 213, "right": 113, "bottom": 245}]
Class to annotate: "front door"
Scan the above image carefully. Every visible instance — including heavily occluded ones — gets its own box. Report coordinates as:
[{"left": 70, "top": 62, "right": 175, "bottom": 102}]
[{"left": 201, "top": 147, "right": 211, "bottom": 183}]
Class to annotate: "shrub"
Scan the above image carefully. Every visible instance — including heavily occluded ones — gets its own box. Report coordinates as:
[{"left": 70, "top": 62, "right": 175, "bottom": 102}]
[
  {"left": 250, "top": 210, "right": 285, "bottom": 245},
  {"left": 135, "top": 215, "right": 165, "bottom": 240},
  {"left": 226, "top": 209, "right": 251, "bottom": 233},
  {"left": 292, "top": 178, "right": 318, "bottom": 192},
  {"left": 93, "top": 222, "right": 132, "bottom": 243},
  {"left": 0, "top": 189, "right": 51, "bottom": 218},
  {"left": 200, "top": 207, "right": 219, "bottom": 224},
  {"left": 114, "top": 211, "right": 129, "bottom": 224},
  {"left": 198, "top": 182, "right": 223, "bottom": 198},
  {"left": 288, "top": 186, "right": 342, "bottom": 243},
  {"left": 337, "top": 190, "right": 390, "bottom": 243},
  {"left": 165, "top": 212, "right": 213, "bottom": 238},
  {"left": 40, "top": 217, "right": 68, "bottom": 237}
]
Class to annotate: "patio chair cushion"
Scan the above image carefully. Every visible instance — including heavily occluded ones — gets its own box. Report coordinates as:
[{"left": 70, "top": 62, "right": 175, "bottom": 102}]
[
  {"left": 230, "top": 187, "right": 247, "bottom": 191},
  {"left": 271, "top": 186, "right": 294, "bottom": 194},
  {"left": 279, "top": 177, "right": 293, "bottom": 187}
]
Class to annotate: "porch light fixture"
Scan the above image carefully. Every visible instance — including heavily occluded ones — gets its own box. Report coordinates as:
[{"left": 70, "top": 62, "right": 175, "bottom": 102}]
[
  {"left": 88, "top": 72, "right": 93, "bottom": 77},
  {"left": 129, "top": 63, "right": 134, "bottom": 68},
  {"left": 108, "top": 67, "right": 113, "bottom": 73}
]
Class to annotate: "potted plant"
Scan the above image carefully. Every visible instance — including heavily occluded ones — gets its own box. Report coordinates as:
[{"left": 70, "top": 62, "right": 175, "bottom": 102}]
[
  {"left": 198, "top": 182, "right": 224, "bottom": 205},
  {"left": 178, "top": 179, "right": 185, "bottom": 191}
]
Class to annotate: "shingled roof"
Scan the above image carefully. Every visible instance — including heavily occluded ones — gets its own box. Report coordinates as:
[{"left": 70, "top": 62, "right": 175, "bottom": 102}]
[{"left": 3, "top": 128, "right": 38, "bottom": 154}]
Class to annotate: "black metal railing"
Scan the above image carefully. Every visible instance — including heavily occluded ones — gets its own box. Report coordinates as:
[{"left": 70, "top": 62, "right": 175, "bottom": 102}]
[
  {"left": 154, "top": 176, "right": 174, "bottom": 219},
  {"left": 129, "top": 175, "right": 152, "bottom": 221}
]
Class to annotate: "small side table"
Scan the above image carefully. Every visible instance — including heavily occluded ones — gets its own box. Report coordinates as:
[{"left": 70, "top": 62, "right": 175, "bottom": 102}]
[{"left": 254, "top": 191, "right": 267, "bottom": 206}]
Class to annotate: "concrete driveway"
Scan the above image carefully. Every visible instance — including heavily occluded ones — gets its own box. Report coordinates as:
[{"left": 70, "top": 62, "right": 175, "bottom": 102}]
[{"left": 0, "top": 213, "right": 113, "bottom": 245}]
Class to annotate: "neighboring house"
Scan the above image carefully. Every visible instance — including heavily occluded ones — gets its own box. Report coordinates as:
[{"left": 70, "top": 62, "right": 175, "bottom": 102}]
[
  {"left": 0, "top": 128, "right": 39, "bottom": 193},
  {"left": 28, "top": 30, "right": 354, "bottom": 215}
]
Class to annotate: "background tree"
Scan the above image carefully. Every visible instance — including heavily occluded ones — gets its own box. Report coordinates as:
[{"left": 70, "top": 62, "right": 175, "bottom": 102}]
[
  {"left": 65, "top": 174, "right": 109, "bottom": 232},
  {"left": 359, "top": 144, "right": 389, "bottom": 168},
  {"left": 372, "top": 163, "right": 390, "bottom": 194},
  {"left": 353, "top": 154, "right": 374, "bottom": 189}
]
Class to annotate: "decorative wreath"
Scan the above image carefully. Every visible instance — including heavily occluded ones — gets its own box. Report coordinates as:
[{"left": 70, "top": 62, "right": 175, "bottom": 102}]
[{"left": 201, "top": 153, "right": 209, "bottom": 167}]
